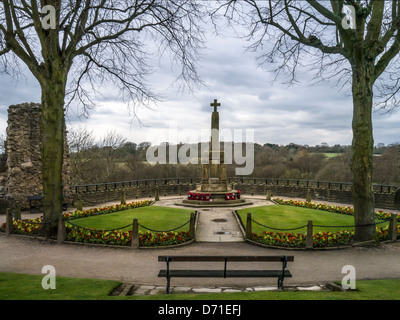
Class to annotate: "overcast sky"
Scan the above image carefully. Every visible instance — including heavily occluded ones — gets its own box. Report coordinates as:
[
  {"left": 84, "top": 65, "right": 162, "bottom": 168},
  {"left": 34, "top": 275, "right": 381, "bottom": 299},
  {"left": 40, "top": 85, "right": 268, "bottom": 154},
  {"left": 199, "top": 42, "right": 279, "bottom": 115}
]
[{"left": 0, "top": 21, "right": 399, "bottom": 148}]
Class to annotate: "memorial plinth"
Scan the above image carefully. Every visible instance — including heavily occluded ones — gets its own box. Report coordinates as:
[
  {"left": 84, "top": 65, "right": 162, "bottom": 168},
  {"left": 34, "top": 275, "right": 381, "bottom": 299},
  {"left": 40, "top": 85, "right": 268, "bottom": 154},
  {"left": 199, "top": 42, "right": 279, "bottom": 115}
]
[{"left": 179, "top": 99, "right": 250, "bottom": 208}]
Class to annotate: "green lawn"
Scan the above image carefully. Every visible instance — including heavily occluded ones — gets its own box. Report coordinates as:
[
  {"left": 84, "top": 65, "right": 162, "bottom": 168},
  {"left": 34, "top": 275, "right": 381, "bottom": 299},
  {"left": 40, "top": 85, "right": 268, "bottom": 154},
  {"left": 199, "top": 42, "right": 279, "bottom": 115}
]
[
  {"left": 1, "top": 272, "right": 400, "bottom": 300},
  {"left": 237, "top": 205, "right": 389, "bottom": 234},
  {"left": 310, "top": 152, "right": 343, "bottom": 158},
  {"left": 0, "top": 272, "right": 121, "bottom": 300},
  {"left": 66, "top": 206, "right": 194, "bottom": 233},
  {"left": 323, "top": 153, "right": 342, "bottom": 158}
]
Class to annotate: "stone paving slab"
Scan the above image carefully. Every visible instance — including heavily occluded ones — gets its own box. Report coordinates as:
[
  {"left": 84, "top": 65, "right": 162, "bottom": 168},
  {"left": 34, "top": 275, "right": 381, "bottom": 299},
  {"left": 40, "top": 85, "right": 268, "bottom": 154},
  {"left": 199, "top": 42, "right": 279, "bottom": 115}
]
[
  {"left": 125, "top": 283, "right": 328, "bottom": 296},
  {"left": 153, "top": 195, "right": 276, "bottom": 243},
  {"left": 195, "top": 208, "right": 244, "bottom": 242}
]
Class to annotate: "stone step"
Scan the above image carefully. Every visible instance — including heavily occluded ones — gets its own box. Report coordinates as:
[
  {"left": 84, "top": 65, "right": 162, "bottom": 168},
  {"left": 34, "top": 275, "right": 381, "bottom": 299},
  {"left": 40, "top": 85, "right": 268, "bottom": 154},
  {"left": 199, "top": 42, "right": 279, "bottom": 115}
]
[{"left": 114, "top": 283, "right": 331, "bottom": 296}]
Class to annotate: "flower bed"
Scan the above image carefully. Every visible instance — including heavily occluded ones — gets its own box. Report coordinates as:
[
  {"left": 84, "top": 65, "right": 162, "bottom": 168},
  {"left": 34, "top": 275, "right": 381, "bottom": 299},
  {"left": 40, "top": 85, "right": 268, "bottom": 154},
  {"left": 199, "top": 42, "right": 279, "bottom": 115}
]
[
  {"left": 0, "top": 199, "right": 193, "bottom": 247},
  {"left": 64, "top": 200, "right": 152, "bottom": 220},
  {"left": 187, "top": 190, "right": 241, "bottom": 201},
  {"left": 0, "top": 200, "right": 152, "bottom": 235},
  {"left": 376, "top": 223, "right": 400, "bottom": 241},
  {"left": 251, "top": 230, "right": 354, "bottom": 248},
  {"left": 248, "top": 199, "right": 400, "bottom": 248},
  {"left": 187, "top": 192, "right": 212, "bottom": 201},
  {"left": 66, "top": 225, "right": 191, "bottom": 247},
  {"left": 274, "top": 198, "right": 399, "bottom": 221},
  {"left": 274, "top": 198, "right": 355, "bottom": 216},
  {"left": 225, "top": 191, "right": 241, "bottom": 200},
  {"left": 0, "top": 217, "right": 42, "bottom": 235},
  {"left": 252, "top": 231, "right": 306, "bottom": 248}
]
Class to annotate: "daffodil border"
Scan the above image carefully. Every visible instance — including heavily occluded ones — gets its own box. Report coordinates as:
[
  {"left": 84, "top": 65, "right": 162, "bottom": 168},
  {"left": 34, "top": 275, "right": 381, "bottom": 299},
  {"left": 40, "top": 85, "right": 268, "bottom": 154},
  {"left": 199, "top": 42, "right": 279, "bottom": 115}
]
[
  {"left": 247, "top": 198, "right": 400, "bottom": 248},
  {"left": 0, "top": 200, "right": 193, "bottom": 247}
]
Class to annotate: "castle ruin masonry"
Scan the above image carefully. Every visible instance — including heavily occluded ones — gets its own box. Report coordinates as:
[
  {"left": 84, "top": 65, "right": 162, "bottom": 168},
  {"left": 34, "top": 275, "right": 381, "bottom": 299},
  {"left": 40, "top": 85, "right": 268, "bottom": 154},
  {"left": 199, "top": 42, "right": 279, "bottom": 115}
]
[{"left": 0, "top": 102, "right": 71, "bottom": 211}]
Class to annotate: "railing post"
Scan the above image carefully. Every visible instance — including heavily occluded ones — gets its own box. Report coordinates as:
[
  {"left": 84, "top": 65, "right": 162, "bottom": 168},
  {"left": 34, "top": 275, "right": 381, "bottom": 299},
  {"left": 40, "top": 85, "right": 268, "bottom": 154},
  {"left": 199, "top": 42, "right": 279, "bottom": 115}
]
[
  {"left": 388, "top": 214, "right": 398, "bottom": 242},
  {"left": 15, "top": 203, "right": 21, "bottom": 220},
  {"left": 6, "top": 208, "right": 13, "bottom": 236},
  {"left": 266, "top": 187, "right": 271, "bottom": 201},
  {"left": 306, "top": 220, "right": 313, "bottom": 249},
  {"left": 246, "top": 213, "right": 252, "bottom": 240},
  {"left": 306, "top": 189, "right": 311, "bottom": 203},
  {"left": 121, "top": 190, "right": 126, "bottom": 204},
  {"left": 76, "top": 195, "right": 83, "bottom": 211},
  {"left": 131, "top": 218, "right": 139, "bottom": 249},
  {"left": 189, "top": 212, "right": 196, "bottom": 239},
  {"left": 57, "top": 213, "right": 66, "bottom": 244}
]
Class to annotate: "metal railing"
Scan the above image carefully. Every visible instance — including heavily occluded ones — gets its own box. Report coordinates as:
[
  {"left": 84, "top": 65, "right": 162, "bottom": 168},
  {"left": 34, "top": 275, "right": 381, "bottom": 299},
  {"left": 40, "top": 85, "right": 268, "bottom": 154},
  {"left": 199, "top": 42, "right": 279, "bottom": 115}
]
[{"left": 70, "top": 177, "right": 398, "bottom": 194}]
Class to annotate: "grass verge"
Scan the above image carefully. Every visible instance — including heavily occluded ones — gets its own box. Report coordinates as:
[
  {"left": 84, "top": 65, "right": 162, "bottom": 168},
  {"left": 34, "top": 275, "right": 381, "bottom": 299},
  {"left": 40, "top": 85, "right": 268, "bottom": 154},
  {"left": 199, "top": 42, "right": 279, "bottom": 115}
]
[{"left": 1, "top": 272, "right": 400, "bottom": 300}]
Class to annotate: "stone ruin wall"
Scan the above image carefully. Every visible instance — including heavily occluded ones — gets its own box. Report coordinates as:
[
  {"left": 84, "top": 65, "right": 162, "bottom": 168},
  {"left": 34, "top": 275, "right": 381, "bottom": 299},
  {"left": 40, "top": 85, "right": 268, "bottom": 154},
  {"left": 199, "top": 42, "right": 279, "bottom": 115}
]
[
  {"left": 0, "top": 148, "right": 6, "bottom": 196},
  {"left": 0, "top": 102, "right": 71, "bottom": 211}
]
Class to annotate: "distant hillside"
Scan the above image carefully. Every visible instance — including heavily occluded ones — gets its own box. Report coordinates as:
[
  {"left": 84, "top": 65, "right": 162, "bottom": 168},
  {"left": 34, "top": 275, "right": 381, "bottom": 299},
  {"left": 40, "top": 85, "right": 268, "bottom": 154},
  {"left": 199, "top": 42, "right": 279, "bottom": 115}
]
[{"left": 66, "top": 130, "right": 400, "bottom": 186}]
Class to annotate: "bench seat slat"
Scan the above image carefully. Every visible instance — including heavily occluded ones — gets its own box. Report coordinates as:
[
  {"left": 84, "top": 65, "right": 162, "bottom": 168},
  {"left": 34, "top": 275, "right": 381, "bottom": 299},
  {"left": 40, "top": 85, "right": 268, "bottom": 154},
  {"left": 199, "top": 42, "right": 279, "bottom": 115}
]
[
  {"left": 158, "top": 256, "right": 294, "bottom": 262},
  {"left": 158, "top": 270, "right": 292, "bottom": 278}
]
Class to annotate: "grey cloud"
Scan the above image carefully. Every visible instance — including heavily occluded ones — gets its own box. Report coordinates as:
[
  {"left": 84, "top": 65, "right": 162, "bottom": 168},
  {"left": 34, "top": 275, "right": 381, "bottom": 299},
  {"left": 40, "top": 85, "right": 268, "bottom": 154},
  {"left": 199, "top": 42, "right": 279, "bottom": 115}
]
[{"left": 0, "top": 23, "right": 399, "bottom": 147}]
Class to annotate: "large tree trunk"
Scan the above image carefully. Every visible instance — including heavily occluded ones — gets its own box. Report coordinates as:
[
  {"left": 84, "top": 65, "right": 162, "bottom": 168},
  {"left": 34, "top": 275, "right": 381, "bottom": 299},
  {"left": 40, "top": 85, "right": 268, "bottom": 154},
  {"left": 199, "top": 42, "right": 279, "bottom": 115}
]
[
  {"left": 351, "top": 62, "right": 376, "bottom": 243},
  {"left": 39, "top": 72, "right": 67, "bottom": 238}
]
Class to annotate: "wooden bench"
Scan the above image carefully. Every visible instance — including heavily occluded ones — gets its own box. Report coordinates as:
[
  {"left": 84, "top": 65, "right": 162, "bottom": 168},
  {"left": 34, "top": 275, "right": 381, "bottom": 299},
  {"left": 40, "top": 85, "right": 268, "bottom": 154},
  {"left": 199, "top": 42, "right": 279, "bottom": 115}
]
[
  {"left": 27, "top": 195, "right": 43, "bottom": 213},
  {"left": 158, "top": 255, "right": 294, "bottom": 294},
  {"left": 27, "top": 195, "right": 68, "bottom": 213}
]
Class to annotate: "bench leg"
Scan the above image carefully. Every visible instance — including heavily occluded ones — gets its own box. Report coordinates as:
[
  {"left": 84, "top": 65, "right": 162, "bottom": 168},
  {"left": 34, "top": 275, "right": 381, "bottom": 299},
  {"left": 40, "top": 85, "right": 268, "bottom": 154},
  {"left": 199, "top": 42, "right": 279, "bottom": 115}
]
[
  {"left": 165, "top": 256, "right": 171, "bottom": 294},
  {"left": 277, "top": 277, "right": 284, "bottom": 290},
  {"left": 166, "top": 276, "right": 171, "bottom": 294}
]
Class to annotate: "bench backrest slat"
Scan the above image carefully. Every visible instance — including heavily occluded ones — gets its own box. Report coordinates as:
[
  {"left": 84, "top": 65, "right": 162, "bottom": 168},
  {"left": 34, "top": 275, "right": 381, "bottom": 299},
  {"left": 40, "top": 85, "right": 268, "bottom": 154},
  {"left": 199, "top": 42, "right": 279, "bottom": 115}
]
[{"left": 158, "top": 256, "right": 294, "bottom": 262}]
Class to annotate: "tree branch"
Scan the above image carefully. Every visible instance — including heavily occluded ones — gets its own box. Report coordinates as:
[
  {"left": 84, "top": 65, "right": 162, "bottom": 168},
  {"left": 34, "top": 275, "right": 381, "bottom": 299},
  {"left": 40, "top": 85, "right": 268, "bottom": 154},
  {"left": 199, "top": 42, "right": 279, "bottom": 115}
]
[
  {"left": 374, "top": 33, "right": 400, "bottom": 81},
  {"left": 365, "top": 0, "right": 384, "bottom": 44},
  {"left": 306, "top": 0, "right": 343, "bottom": 26},
  {"left": 0, "top": 0, "right": 40, "bottom": 77}
]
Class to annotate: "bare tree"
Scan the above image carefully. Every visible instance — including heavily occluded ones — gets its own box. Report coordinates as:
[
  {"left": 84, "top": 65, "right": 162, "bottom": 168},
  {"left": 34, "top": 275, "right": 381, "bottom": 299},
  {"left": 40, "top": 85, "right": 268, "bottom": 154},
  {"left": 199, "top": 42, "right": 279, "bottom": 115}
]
[
  {"left": 68, "top": 126, "right": 95, "bottom": 154},
  {"left": 215, "top": 0, "right": 400, "bottom": 242},
  {"left": 99, "top": 130, "right": 127, "bottom": 150},
  {"left": 0, "top": 0, "right": 205, "bottom": 237},
  {"left": 97, "top": 130, "right": 127, "bottom": 182},
  {"left": 67, "top": 126, "right": 96, "bottom": 184}
]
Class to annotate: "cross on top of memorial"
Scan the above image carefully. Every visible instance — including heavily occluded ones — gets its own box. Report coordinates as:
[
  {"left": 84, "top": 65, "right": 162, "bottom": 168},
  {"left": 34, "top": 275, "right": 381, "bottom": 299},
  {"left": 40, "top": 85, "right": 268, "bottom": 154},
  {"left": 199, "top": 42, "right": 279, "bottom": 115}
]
[{"left": 210, "top": 99, "right": 221, "bottom": 112}]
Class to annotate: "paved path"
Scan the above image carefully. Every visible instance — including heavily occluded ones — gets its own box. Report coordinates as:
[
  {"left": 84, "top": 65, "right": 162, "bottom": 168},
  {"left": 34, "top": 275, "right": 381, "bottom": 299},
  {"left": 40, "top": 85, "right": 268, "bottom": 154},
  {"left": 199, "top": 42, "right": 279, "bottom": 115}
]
[
  {"left": 1, "top": 195, "right": 400, "bottom": 292},
  {"left": 1, "top": 234, "right": 400, "bottom": 289},
  {"left": 153, "top": 196, "right": 274, "bottom": 242},
  {"left": 195, "top": 207, "right": 244, "bottom": 242}
]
